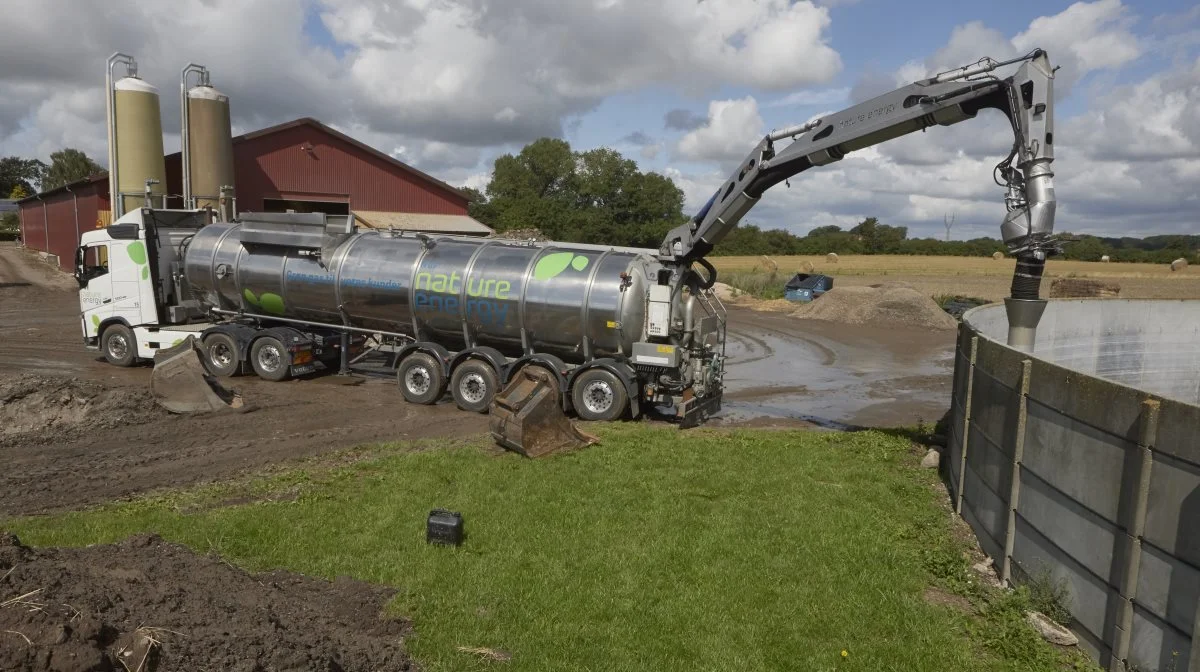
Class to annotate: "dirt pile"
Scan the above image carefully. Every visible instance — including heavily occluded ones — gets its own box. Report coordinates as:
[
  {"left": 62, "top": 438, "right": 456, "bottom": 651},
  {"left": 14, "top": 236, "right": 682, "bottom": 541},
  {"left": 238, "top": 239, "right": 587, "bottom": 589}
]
[
  {"left": 790, "top": 283, "right": 959, "bottom": 330},
  {"left": 0, "top": 532, "right": 415, "bottom": 671},
  {"left": 1049, "top": 277, "right": 1120, "bottom": 298},
  {"left": 0, "top": 374, "right": 166, "bottom": 446}
]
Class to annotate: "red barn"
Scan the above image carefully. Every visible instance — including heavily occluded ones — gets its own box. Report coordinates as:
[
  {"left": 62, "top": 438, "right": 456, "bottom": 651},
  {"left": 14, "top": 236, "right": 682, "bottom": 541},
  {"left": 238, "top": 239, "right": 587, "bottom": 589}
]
[{"left": 18, "top": 117, "right": 488, "bottom": 272}]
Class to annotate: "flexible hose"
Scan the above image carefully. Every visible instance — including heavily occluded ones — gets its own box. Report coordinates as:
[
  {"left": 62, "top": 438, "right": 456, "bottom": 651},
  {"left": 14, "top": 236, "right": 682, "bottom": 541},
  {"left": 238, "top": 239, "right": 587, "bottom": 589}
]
[{"left": 1010, "top": 254, "right": 1045, "bottom": 300}]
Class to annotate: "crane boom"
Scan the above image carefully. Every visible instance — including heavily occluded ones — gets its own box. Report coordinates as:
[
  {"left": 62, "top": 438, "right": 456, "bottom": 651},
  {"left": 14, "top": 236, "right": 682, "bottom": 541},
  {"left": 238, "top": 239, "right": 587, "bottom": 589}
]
[{"left": 659, "top": 50, "right": 1058, "bottom": 315}]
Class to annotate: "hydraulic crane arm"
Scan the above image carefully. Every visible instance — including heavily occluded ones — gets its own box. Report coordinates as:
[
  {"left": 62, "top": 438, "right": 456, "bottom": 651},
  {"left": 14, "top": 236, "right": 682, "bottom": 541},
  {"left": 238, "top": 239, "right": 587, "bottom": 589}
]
[{"left": 660, "top": 49, "right": 1057, "bottom": 304}]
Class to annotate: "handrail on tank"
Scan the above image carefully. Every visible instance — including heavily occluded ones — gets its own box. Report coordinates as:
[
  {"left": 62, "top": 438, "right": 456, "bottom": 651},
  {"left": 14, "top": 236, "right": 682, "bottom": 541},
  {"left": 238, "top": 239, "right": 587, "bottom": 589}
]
[
  {"left": 106, "top": 52, "right": 137, "bottom": 220},
  {"left": 180, "top": 63, "right": 210, "bottom": 210}
]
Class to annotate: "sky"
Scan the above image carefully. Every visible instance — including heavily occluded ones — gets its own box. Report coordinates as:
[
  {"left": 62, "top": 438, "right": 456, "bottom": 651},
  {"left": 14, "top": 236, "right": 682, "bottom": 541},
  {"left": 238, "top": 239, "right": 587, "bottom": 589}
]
[{"left": 0, "top": 0, "right": 1197, "bottom": 240}]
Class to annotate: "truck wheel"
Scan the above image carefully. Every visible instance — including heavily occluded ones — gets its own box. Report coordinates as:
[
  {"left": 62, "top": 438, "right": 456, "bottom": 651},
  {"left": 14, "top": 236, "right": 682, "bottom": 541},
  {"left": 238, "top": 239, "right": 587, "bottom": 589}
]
[
  {"left": 101, "top": 324, "right": 137, "bottom": 367},
  {"left": 250, "top": 336, "right": 292, "bottom": 382},
  {"left": 571, "top": 368, "right": 628, "bottom": 422},
  {"left": 397, "top": 352, "right": 446, "bottom": 404},
  {"left": 450, "top": 359, "right": 499, "bottom": 413},
  {"left": 202, "top": 333, "right": 240, "bottom": 377}
]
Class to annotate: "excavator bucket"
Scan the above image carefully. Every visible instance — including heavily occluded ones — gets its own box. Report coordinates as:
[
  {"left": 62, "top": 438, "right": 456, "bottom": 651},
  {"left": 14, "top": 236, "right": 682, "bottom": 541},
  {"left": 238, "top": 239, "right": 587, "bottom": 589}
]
[
  {"left": 150, "top": 336, "right": 246, "bottom": 414},
  {"left": 489, "top": 366, "right": 598, "bottom": 458}
]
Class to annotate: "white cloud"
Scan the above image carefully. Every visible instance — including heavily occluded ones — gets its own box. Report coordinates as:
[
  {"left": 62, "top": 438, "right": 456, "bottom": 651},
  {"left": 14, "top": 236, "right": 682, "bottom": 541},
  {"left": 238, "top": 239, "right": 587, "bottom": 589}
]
[
  {"left": 0, "top": 0, "right": 843, "bottom": 166},
  {"left": 766, "top": 87, "right": 850, "bottom": 108},
  {"left": 675, "top": 97, "right": 764, "bottom": 164}
]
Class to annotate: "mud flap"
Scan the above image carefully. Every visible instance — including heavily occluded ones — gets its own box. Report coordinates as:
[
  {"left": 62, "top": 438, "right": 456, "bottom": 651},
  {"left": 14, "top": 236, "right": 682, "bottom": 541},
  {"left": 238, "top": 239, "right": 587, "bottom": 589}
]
[
  {"left": 489, "top": 366, "right": 598, "bottom": 458},
  {"left": 150, "top": 336, "right": 247, "bottom": 414}
]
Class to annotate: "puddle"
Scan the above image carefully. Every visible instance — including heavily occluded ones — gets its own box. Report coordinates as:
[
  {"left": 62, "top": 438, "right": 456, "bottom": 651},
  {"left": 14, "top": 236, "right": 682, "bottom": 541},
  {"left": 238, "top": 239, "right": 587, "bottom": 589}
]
[{"left": 715, "top": 309, "right": 955, "bottom": 428}]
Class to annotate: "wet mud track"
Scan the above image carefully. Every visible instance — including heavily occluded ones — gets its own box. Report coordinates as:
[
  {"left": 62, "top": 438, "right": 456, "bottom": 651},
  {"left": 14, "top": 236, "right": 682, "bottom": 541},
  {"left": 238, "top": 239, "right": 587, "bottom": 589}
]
[
  {"left": 2, "top": 244, "right": 954, "bottom": 516},
  {"left": 0, "top": 244, "right": 488, "bottom": 517},
  {"left": 718, "top": 306, "right": 955, "bottom": 429}
]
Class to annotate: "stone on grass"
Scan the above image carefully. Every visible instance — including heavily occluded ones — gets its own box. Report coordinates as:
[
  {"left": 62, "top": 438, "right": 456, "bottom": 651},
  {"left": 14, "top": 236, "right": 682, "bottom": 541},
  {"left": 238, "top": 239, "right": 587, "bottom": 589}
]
[
  {"left": 1026, "top": 611, "right": 1078, "bottom": 646},
  {"left": 920, "top": 448, "right": 941, "bottom": 469}
]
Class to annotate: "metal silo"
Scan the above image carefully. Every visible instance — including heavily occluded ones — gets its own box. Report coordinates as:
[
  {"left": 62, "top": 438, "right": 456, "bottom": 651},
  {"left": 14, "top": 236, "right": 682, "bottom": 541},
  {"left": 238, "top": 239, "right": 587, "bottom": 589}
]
[
  {"left": 106, "top": 53, "right": 167, "bottom": 218},
  {"left": 181, "top": 64, "right": 235, "bottom": 220}
]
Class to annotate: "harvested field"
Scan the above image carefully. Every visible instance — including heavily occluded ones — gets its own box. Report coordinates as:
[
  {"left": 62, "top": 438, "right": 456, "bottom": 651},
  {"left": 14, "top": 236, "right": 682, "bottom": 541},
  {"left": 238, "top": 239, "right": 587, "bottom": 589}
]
[
  {"left": 712, "top": 255, "right": 1200, "bottom": 302},
  {"left": 0, "top": 532, "right": 413, "bottom": 671}
]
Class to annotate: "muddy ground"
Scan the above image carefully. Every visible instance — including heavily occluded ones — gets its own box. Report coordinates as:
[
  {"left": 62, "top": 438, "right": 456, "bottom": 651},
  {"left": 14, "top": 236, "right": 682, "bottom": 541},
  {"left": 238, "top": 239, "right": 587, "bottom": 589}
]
[
  {"left": 0, "top": 532, "right": 414, "bottom": 671},
  {"left": 0, "top": 243, "right": 953, "bottom": 516}
]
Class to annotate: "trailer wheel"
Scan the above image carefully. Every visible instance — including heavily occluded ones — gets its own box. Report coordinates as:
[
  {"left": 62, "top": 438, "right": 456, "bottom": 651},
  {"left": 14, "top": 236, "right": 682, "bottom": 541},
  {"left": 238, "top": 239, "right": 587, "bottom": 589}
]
[
  {"left": 571, "top": 368, "right": 628, "bottom": 422},
  {"left": 250, "top": 336, "right": 292, "bottom": 382},
  {"left": 397, "top": 352, "right": 446, "bottom": 404},
  {"left": 101, "top": 324, "right": 137, "bottom": 367},
  {"left": 202, "top": 333, "right": 241, "bottom": 377},
  {"left": 450, "top": 359, "right": 499, "bottom": 413}
]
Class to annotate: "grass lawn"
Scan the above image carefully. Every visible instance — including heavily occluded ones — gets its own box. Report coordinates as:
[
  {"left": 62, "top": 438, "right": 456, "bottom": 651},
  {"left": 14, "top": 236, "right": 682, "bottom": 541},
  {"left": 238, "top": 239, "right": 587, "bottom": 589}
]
[{"left": 3, "top": 425, "right": 1095, "bottom": 671}]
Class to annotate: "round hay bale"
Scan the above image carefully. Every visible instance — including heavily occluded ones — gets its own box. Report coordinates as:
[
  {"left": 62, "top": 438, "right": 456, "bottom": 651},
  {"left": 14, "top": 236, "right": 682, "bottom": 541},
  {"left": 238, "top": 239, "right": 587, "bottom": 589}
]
[
  {"left": 992, "top": 251, "right": 1004, "bottom": 260},
  {"left": 826, "top": 252, "right": 839, "bottom": 263},
  {"left": 800, "top": 260, "right": 815, "bottom": 273},
  {"left": 1171, "top": 258, "right": 1188, "bottom": 272},
  {"left": 1100, "top": 255, "right": 1110, "bottom": 263},
  {"left": 759, "top": 255, "right": 778, "bottom": 273}
]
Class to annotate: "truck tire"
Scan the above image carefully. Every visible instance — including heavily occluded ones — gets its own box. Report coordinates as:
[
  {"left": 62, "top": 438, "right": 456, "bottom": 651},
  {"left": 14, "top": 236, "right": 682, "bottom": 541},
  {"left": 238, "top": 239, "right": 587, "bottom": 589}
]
[
  {"left": 250, "top": 336, "right": 292, "bottom": 382},
  {"left": 397, "top": 352, "right": 446, "bottom": 404},
  {"left": 202, "top": 333, "right": 241, "bottom": 377},
  {"left": 450, "top": 359, "right": 499, "bottom": 413},
  {"left": 101, "top": 324, "right": 137, "bottom": 367},
  {"left": 571, "top": 368, "right": 628, "bottom": 422}
]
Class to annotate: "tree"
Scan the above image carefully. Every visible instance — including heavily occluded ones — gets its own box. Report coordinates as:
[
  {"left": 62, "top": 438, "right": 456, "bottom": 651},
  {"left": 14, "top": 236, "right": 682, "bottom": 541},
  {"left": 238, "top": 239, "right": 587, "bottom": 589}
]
[
  {"left": 9, "top": 185, "right": 29, "bottom": 199},
  {"left": 40, "top": 148, "right": 103, "bottom": 191},
  {"left": 478, "top": 138, "right": 686, "bottom": 245},
  {"left": 807, "top": 225, "right": 842, "bottom": 237},
  {"left": 0, "top": 156, "right": 47, "bottom": 196},
  {"left": 850, "top": 217, "right": 907, "bottom": 253}
]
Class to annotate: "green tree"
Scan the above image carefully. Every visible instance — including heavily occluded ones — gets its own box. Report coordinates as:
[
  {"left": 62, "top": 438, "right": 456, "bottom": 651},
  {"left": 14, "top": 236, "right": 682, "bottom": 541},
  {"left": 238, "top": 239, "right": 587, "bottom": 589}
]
[
  {"left": 0, "top": 156, "right": 47, "bottom": 196},
  {"left": 807, "top": 224, "right": 842, "bottom": 237},
  {"left": 40, "top": 148, "right": 102, "bottom": 191},
  {"left": 9, "top": 185, "right": 29, "bottom": 199},
  {"left": 479, "top": 138, "right": 686, "bottom": 245}
]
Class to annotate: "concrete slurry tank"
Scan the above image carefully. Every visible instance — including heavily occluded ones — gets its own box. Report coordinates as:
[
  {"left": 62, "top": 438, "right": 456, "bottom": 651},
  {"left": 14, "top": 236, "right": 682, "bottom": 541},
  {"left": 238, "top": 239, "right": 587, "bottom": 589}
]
[
  {"left": 948, "top": 299, "right": 1200, "bottom": 672},
  {"left": 183, "top": 220, "right": 662, "bottom": 364}
]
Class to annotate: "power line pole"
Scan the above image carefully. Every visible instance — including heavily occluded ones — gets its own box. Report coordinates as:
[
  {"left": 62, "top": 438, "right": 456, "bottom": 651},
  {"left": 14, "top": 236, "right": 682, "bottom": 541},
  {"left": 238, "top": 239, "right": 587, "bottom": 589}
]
[{"left": 944, "top": 212, "right": 956, "bottom": 241}]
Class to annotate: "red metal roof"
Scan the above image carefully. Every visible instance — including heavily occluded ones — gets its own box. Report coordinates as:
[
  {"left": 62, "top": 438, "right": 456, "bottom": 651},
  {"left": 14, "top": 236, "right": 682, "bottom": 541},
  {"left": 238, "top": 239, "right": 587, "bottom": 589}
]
[{"left": 163, "top": 117, "right": 469, "bottom": 215}]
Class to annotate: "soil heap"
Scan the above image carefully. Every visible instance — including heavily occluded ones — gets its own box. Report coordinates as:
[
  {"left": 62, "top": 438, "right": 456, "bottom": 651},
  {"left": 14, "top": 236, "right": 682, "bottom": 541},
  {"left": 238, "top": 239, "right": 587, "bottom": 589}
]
[
  {"left": 0, "top": 533, "right": 414, "bottom": 671},
  {"left": 0, "top": 374, "right": 166, "bottom": 447},
  {"left": 791, "top": 283, "right": 959, "bottom": 330}
]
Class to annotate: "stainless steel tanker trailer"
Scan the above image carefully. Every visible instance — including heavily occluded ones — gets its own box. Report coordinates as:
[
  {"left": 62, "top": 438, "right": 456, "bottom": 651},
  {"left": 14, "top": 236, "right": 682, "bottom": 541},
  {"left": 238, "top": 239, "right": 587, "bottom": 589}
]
[{"left": 74, "top": 207, "right": 727, "bottom": 426}]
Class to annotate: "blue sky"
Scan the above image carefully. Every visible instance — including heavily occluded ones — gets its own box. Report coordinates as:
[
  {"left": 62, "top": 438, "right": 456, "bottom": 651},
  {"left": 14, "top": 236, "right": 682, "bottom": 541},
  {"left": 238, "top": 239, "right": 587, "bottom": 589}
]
[{"left": 1, "top": 0, "right": 1197, "bottom": 240}]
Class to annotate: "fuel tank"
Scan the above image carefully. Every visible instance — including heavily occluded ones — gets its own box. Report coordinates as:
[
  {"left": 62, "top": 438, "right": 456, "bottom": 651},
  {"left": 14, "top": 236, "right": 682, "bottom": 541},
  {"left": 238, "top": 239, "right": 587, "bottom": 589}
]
[{"left": 183, "top": 221, "right": 663, "bottom": 363}]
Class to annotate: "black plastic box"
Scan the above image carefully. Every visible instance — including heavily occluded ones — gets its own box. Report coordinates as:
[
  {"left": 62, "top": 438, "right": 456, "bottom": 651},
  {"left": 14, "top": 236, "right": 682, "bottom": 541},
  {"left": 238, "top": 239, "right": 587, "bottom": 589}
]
[{"left": 426, "top": 509, "right": 464, "bottom": 546}]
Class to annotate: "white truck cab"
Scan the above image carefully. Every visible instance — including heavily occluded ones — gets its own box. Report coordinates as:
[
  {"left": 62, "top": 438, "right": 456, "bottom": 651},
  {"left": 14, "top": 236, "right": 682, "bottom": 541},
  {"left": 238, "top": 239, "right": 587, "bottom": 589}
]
[{"left": 74, "top": 208, "right": 213, "bottom": 365}]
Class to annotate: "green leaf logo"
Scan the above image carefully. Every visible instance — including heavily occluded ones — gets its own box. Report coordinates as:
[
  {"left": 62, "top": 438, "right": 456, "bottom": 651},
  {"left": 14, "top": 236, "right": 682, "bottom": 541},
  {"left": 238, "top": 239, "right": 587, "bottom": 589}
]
[
  {"left": 259, "top": 293, "right": 286, "bottom": 315},
  {"left": 127, "top": 241, "right": 146, "bottom": 265},
  {"left": 91, "top": 314, "right": 100, "bottom": 328},
  {"left": 534, "top": 252, "right": 590, "bottom": 280},
  {"left": 243, "top": 289, "right": 260, "bottom": 306},
  {"left": 141, "top": 266, "right": 149, "bottom": 280}
]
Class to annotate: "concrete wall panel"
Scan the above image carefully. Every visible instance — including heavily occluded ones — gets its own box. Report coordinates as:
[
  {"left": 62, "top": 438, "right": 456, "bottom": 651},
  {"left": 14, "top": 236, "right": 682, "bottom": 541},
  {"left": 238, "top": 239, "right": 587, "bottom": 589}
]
[
  {"left": 1143, "top": 453, "right": 1200, "bottom": 566},
  {"left": 1016, "top": 467, "right": 1119, "bottom": 583},
  {"left": 1130, "top": 606, "right": 1191, "bottom": 672},
  {"left": 1012, "top": 518, "right": 1113, "bottom": 647},
  {"left": 1136, "top": 541, "right": 1199, "bottom": 636},
  {"left": 1022, "top": 399, "right": 1131, "bottom": 524}
]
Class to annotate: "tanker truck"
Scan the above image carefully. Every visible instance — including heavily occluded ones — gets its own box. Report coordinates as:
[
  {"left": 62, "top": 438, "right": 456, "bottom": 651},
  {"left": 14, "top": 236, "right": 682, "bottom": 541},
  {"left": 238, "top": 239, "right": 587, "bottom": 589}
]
[{"left": 73, "top": 207, "right": 728, "bottom": 427}]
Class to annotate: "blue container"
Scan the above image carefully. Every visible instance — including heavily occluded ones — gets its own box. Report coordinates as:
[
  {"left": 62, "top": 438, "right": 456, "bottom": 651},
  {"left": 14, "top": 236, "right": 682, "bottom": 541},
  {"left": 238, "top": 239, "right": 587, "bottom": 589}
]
[{"left": 785, "top": 287, "right": 814, "bottom": 303}]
